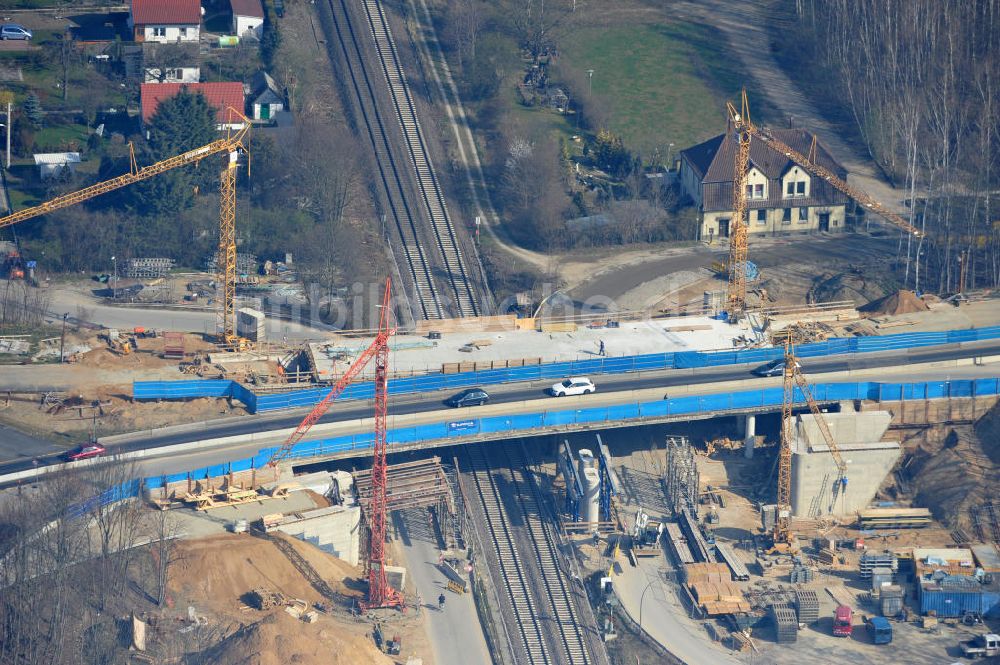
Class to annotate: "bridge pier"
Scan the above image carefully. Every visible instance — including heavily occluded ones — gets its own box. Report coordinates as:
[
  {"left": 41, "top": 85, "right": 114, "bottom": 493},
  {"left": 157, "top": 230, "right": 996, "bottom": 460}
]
[{"left": 742, "top": 414, "right": 756, "bottom": 459}]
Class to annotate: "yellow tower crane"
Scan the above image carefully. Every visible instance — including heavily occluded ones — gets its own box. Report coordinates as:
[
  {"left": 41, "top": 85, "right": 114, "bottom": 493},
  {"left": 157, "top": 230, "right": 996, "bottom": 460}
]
[
  {"left": 724, "top": 90, "right": 752, "bottom": 319},
  {"left": 724, "top": 90, "right": 923, "bottom": 319},
  {"left": 773, "top": 336, "right": 849, "bottom": 550},
  {"left": 0, "top": 109, "right": 250, "bottom": 344}
]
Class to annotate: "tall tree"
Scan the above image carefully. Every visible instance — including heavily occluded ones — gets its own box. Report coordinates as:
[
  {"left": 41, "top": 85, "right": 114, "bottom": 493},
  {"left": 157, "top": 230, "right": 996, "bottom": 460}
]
[{"left": 131, "top": 89, "right": 218, "bottom": 216}]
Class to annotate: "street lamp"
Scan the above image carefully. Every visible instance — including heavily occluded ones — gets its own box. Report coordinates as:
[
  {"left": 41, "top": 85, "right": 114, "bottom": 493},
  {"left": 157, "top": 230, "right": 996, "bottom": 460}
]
[
  {"left": 59, "top": 312, "right": 68, "bottom": 363},
  {"left": 638, "top": 578, "right": 656, "bottom": 630},
  {"left": 586, "top": 69, "right": 594, "bottom": 96},
  {"left": 111, "top": 255, "right": 118, "bottom": 299}
]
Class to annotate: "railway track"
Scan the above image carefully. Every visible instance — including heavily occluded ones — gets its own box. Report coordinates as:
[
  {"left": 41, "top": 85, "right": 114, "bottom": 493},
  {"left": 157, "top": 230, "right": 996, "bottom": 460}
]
[
  {"left": 464, "top": 443, "right": 607, "bottom": 665},
  {"left": 323, "top": 0, "right": 480, "bottom": 319},
  {"left": 359, "top": 0, "right": 480, "bottom": 318},
  {"left": 325, "top": 0, "right": 443, "bottom": 320}
]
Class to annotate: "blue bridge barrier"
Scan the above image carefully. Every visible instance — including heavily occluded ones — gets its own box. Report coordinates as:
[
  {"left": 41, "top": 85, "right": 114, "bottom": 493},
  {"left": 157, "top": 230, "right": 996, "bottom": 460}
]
[
  {"left": 132, "top": 325, "right": 1000, "bottom": 414},
  {"left": 139, "top": 377, "right": 1000, "bottom": 491}
]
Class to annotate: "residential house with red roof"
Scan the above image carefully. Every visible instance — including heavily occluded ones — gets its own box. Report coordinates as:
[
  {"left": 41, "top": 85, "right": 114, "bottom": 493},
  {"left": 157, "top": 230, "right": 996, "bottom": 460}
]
[
  {"left": 140, "top": 82, "right": 246, "bottom": 131},
  {"left": 679, "top": 127, "right": 849, "bottom": 241},
  {"left": 129, "top": 0, "right": 202, "bottom": 44}
]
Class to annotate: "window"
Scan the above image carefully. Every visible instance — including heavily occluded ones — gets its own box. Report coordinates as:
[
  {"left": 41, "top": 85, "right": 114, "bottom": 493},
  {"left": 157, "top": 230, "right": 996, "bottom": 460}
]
[
  {"left": 796, "top": 181, "right": 806, "bottom": 195},
  {"left": 786, "top": 181, "right": 795, "bottom": 196},
  {"left": 152, "top": 26, "right": 166, "bottom": 37},
  {"left": 782, "top": 208, "right": 792, "bottom": 224},
  {"left": 745, "top": 184, "right": 753, "bottom": 199},
  {"left": 756, "top": 209, "right": 766, "bottom": 224},
  {"left": 179, "top": 27, "right": 188, "bottom": 37},
  {"left": 754, "top": 184, "right": 764, "bottom": 198},
  {"left": 799, "top": 207, "right": 809, "bottom": 223}
]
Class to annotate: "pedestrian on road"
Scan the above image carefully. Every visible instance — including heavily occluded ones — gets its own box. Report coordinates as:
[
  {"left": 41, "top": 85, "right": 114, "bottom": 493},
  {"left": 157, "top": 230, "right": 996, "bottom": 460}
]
[
  {"left": 598, "top": 340, "right": 606, "bottom": 357},
  {"left": 438, "top": 593, "right": 446, "bottom": 611}
]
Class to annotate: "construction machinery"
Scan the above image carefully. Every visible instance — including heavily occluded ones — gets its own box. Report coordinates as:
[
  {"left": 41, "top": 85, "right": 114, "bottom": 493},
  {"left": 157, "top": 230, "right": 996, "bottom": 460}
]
[
  {"left": 265, "top": 278, "right": 405, "bottom": 612},
  {"left": 772, "top": 336, "right": 849, "bottom": 550},
  {"left": 724, "top": 90, "right": 923, "bottom": 319},
  {"left": 0, "top": 108, "right": 251, "bottom": 345}
]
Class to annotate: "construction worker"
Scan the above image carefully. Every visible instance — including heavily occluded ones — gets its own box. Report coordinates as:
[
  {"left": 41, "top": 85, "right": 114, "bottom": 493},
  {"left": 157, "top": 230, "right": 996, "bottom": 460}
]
[
  {"left": 598, "top": 339, "right": 606, "bottom": 357},
  {"left": 438, "top": 593, "right": 446, "bottom": 610}
]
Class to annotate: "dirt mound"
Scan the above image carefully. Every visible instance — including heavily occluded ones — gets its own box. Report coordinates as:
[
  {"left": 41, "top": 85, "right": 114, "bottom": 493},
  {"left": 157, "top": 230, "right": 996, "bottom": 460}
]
[
  {"left": 170, "top": 534, "right": 363, "bottom": 612},
  {"left": 860, "top": 289, "right": 929, "bottom": 315},
  {"left": 809, "top": 271, "right": 888, "bottom": 306},
  {"left": 908, "top": 406, "right": 1000, "bottom": 530},
  {"left": 202, "top": 609, "right": 391, "bottom": 665}
]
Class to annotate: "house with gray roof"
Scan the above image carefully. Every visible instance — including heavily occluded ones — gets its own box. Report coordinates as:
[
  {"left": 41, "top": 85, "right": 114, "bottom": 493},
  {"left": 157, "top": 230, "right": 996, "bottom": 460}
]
[{"left": 679, "top": 126, "right": 849, "bottom": 242}]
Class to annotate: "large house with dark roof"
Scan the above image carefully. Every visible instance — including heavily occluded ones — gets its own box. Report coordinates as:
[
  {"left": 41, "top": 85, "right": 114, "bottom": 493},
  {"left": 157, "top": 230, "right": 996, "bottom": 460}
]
[{"left": 679, "top": 127, "right": 849, "bottom": 241}]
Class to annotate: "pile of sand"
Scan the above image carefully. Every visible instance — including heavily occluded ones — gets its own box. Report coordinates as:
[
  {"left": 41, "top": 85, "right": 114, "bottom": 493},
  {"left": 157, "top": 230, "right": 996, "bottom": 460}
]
[
  {"left": 201, "top": 609, "right": 391, "bottom": 665},
  {"left": 860, "top": 289, "right": 929, "bottom": 315},
  {"left": 170, "top": 534, "right": 363, "bottom": 612}
]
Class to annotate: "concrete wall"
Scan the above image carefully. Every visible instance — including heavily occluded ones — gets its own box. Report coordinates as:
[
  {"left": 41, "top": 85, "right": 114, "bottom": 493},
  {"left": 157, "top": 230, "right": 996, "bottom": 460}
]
[
  {"left": 789, "top": 411, "right": 900, "bottom": 517},
  {"left": 275, "top": 504, "right": 361, "bottom": 566}
]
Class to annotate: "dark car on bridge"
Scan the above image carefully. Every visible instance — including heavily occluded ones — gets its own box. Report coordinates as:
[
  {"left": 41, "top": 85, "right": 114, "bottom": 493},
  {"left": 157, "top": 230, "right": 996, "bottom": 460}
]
[
  {"left": 445, "top": 388, "right": 490, "bottom": 408},
  {"left": 751, "top": 358, "right": 801, "bottom": 377}
]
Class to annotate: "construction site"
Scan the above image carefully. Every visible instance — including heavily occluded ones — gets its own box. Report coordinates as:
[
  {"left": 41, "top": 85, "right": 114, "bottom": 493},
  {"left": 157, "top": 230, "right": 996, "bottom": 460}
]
[{"left": 1, "top": 0, "right": 999, "bottom": 664}]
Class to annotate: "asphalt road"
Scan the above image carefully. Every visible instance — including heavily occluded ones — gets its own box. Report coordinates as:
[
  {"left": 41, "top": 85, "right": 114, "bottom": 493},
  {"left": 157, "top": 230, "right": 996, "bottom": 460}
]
[{"left": 2, "top": 339, "right": 998, "bottom": 477}]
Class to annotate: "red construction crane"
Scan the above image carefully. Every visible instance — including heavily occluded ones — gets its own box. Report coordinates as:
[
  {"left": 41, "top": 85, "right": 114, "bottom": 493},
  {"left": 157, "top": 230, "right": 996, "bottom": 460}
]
[{"left": 265, "top": 277, "right": 404, "bottom": 611}]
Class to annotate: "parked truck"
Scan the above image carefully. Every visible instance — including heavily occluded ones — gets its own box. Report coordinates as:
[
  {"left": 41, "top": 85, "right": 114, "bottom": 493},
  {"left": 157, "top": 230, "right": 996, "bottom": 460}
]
[
  {"left": 961, "top": 633, "right": 1000, "bottom": 659},
  {"left": 864, "top": 616, "right": 892, "bottom": 645},
  {"left": 832, "top": 605, "right": 854, "bottom": 637}
]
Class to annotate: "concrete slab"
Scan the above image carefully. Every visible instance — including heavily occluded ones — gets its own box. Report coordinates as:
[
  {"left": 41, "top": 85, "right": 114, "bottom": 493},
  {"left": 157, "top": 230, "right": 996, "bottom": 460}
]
[
  {"left": 309, "top": 316, "right": 747, "bottom": 377},
  {"left": 170, "top": 489, "right": 321, "bottom": 539}
]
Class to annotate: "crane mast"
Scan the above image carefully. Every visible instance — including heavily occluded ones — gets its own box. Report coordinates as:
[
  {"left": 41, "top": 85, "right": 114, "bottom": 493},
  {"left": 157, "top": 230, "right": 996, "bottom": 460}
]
[
  {"left": 774, "top": 337, "right": 849, "bottom": 547},
  {"left": 264, "top": 278, "right": 404, "bottom": 611},
  {"left": 726, "top": 90, "right": 752, "bottom": 318},
  {"left": 0, "top": 108, "right": 251, "bottom": 344}
]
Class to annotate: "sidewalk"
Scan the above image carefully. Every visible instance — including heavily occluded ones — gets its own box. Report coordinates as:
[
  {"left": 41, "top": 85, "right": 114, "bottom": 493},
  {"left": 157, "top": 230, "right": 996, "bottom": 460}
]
[{"left": 393, "top": 508, "right": 492, "bottom": 665}]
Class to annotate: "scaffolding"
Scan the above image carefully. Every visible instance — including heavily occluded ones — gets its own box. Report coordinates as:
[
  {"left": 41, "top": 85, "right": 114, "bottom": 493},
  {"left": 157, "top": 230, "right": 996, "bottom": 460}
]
[
  {"left": 352, "top": 457, "right": 459, "bottom": 549},
  {"left": 126, "top": 257, "right": 175, "bottom": 279},
  {"left": 665, "top": 436, "right": 699, "bottom": 516}
]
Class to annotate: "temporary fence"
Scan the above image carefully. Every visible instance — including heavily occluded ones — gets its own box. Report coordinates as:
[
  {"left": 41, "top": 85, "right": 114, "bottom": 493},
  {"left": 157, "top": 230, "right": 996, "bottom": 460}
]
[
  {"left": 132, "top": 325, "right": 1000, "bottom": 414},
  {"left": 141, "top": 377, "right": 1000, "bottom": 491}
]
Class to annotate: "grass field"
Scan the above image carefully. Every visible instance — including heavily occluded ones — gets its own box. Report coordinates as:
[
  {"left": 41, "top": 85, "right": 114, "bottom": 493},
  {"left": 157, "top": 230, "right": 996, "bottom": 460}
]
[{"left": 559, "top": 19, "right": 771, "bottom": 159}]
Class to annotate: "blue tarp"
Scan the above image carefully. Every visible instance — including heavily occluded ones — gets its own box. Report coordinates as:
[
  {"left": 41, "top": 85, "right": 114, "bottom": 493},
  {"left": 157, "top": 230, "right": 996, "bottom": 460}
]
[{"left": 132, "top": 325, "right": 1000, "bottom": 413}]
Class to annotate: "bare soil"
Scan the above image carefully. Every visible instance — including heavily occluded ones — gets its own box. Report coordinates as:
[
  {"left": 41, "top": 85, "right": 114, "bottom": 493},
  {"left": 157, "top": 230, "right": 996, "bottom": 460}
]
[{"left": 166, "top": 534, "right": 395, "bottom": 665}]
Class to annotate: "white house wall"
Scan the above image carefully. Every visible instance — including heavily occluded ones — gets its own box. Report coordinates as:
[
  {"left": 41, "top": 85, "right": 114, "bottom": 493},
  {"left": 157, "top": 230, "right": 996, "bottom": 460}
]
[
  {"left": 234, "top": 15, "right": 264, "bottom": 39},
  {"left": 141, "top": 24, "right": 200, "bottom": 43}
]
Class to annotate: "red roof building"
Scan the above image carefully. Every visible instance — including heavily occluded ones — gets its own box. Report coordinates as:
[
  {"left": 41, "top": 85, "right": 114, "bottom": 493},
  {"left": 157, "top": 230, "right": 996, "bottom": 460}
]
[
  {"left": 130, "top": 0, "right": 202, "bottom": 43},
  {"left": 141, "top": 82, "right": 245, "bottom": 127}
]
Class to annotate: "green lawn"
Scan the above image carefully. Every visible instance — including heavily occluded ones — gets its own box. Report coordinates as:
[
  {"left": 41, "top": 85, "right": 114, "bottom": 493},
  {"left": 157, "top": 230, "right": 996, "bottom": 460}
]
[
  {"left": 559, "top": 21, "right": 772, "bottom": 158},
  {"left": 33, "top": 123, "right": 89, "bottom": 152}
]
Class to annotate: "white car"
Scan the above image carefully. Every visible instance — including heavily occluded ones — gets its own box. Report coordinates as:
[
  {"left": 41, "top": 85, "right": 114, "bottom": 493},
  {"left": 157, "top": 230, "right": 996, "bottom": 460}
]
[{"left": 550, "top": 377, "right": 596, "bottom": 397}]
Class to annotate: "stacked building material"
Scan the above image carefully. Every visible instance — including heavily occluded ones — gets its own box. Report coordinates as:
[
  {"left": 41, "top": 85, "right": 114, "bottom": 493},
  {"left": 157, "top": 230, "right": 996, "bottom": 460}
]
[
  {"left": 790, "top": 563, "right": 814, "bottom": 583},
  {"left": 665, "top": 522, "right": 695, "bottom": 564},
  {"left": 685, "top": 562, "right": 749, "bottom": 615},
  {"left": 858, "top": 507, "right": 932, "bottom": 529},
  {"left": 771, "top": 603, "right": 798, "bottom": 643},
  {"left": 715, "top": 542, "right": 751, "bottom": 581},
  {"left": 795, "top": 590, "right": 820, "bottom": 624},
  {"left": 859, "top": 551, "right": 898, "bottom": 579}
]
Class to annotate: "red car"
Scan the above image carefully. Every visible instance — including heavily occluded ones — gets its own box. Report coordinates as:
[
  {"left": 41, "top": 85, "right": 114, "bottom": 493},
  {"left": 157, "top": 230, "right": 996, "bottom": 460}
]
[{"left": 64, "top": 444, "right": 106, "bottom": 462}]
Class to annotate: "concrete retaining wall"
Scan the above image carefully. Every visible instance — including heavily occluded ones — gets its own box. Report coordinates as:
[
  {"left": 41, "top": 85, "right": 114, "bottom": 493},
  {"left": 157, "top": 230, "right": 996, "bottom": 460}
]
[{"left": 275, "top": 505, "right": 361, "bottom": 566}]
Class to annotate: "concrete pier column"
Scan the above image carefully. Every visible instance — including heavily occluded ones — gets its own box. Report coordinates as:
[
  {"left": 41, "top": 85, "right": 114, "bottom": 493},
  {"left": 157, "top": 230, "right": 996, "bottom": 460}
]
[{"left": 743, "top": 414, "right": 756, "bottom": 459}]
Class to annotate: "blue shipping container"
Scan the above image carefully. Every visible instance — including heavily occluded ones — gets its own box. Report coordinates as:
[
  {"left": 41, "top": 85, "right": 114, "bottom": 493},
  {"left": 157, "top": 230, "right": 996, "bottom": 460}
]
[{"left": 919, "top": 581, "right": 1000, "bottom": 618}]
